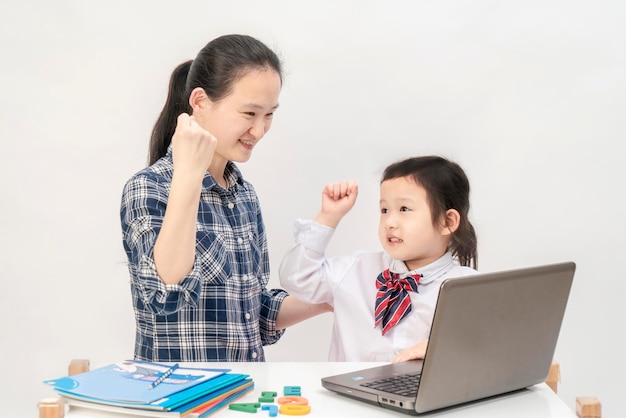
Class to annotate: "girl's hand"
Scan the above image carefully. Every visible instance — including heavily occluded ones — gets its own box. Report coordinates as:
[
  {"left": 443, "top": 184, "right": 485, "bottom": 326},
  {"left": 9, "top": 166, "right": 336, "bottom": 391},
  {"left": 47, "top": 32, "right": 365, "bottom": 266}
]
[
  {"left": 171, "top": 113, "right": 218, "bottom": 179},
  {"left": 392, "top": 339, "right": 428, "bottom": 363},
  {"left": 314, "top": 180, "right": 358, "bottom": 228}
]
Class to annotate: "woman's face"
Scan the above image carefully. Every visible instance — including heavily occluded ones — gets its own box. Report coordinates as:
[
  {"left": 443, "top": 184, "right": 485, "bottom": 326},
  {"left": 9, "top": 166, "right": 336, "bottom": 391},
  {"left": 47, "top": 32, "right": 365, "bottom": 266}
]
[{"left": 197, "top": 68, "right": 281, "bottom": 165}]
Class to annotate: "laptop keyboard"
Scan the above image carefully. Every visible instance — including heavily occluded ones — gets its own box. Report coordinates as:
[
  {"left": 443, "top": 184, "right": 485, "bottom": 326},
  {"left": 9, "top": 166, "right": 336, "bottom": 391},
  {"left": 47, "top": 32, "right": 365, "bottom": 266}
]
[{"left": 360, "top": 373, "right": 421, "bottom": 397}]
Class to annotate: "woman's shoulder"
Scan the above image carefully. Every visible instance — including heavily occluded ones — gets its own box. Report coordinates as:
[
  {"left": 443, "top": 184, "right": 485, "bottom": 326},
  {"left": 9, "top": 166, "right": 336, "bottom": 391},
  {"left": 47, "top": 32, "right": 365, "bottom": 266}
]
[
  {"left": 126, "top": 158, "right": 173, "bottom": 183},
  {"left": 121, "top": 160, "right": 174, "bottom": 200}
]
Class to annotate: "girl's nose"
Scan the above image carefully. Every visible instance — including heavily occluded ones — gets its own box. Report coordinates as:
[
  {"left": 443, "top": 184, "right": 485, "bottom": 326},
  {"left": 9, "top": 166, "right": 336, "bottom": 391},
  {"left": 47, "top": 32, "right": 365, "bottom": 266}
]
[{"left": 384, "top": 215, "right": 397, "bottom": 229}]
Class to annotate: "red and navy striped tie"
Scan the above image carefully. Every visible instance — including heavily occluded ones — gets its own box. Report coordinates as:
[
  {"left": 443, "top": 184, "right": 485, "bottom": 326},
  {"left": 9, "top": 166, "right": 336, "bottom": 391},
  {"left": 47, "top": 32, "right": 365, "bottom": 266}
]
[{"left": 374, "top": 269, "right": 422, "bottom": 335}]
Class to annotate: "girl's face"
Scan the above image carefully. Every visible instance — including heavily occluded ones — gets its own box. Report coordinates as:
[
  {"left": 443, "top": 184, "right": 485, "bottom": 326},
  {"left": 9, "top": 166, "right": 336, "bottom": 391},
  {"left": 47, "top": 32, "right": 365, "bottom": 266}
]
[
  {"left": 197, "top": 68, "right": 281, "bottom": 166},
  {"left": 378, "top": 176, "right": 451, "bottom": 271}
]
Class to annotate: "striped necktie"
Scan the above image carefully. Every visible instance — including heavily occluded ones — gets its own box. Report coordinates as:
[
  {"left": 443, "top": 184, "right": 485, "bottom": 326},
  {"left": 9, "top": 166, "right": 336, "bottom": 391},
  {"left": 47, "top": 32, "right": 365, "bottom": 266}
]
[{"left": 374, "top": 269, "right": 422, "bottom": 335}]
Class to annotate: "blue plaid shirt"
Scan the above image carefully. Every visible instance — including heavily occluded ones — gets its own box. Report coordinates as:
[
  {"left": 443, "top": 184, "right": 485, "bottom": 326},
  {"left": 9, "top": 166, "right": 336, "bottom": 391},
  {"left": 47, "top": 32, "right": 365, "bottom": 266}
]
[{"left": 120, "top": 146, "right": 287, "bottom": 362}]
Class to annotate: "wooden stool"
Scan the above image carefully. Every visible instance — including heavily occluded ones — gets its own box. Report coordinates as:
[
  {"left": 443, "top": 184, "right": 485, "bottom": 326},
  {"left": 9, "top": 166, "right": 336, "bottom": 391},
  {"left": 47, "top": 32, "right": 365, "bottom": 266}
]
[
  {"left": 546, "top": 360, "right": 602, "bottom": 417},
  {"left": 39, "top": 359, "right": 91, "bottom": 418}
]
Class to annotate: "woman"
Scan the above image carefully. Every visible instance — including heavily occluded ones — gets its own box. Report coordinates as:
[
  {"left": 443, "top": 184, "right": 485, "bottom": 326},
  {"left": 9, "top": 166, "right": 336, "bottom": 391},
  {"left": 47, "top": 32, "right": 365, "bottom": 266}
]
[{"left": 121, "top": 34, "right": 329, "bottom": 362}]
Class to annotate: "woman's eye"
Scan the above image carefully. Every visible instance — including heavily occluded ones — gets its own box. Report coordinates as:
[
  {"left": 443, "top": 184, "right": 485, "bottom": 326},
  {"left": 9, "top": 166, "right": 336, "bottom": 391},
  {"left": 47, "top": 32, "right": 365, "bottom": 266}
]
[
  {"left": 244, "top": 112, "right": 255, "bottom": 117},
  {"left": 400, "top": 206, "right": 410, "bottom": 212},
  {"left": 380, "top": 208, "right": 388, "bottom": 214}
]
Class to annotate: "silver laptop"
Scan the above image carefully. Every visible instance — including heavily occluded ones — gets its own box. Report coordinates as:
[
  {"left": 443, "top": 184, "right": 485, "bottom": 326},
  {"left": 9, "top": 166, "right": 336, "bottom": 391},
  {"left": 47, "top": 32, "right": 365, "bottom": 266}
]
[{"left": 321, "top": 261, "right": 575, "bottom": 415}]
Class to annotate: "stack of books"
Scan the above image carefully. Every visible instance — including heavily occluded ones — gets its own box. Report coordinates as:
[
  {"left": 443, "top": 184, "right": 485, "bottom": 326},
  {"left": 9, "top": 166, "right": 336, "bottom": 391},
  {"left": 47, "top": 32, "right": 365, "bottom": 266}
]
[{"left": 43, "top": 360, "right": 253, "bottom": 417}]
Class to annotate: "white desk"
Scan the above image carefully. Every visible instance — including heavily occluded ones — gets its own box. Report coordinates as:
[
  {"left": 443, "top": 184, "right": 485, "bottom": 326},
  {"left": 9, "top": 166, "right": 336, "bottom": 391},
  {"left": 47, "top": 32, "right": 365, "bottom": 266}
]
[{"left": 50, "top": 362, "right": 576, "bottom": 418}]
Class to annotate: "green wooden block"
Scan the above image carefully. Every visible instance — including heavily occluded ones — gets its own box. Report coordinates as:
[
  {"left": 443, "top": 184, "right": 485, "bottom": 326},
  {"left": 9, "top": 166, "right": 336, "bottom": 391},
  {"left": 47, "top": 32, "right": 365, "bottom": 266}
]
[{"left": 229, "top": 402, "right": 260, "bottom": 413}]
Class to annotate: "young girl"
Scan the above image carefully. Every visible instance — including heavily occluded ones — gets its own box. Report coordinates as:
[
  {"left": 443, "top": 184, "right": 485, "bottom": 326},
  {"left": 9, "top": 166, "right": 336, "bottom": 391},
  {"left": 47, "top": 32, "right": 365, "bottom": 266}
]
[
  {"left": 120, "top": 34, "right": 329, "bottom": 362},
  {"left": 279, "top": 155, "right": 478, "bottom": 362}
]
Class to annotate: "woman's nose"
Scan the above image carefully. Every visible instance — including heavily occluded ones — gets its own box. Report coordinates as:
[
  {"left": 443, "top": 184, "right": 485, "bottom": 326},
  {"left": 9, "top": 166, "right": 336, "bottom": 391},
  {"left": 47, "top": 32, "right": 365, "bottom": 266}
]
[{"left": 250, "top": 117, "right": 266, "bottom": 139}]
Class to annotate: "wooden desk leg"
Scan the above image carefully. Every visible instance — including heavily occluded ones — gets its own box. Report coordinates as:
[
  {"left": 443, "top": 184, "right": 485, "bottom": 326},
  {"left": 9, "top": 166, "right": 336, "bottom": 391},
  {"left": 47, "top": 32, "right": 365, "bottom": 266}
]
[
  {"left": 38, "top": 398, "right": 65, "bottom": 418},
  {"left": 576, "top": 396, "right": 601, "bottom": 418},
  {"left": 545, "top": 360, "right": 560, "bottom": 393},
  {"left": 68, "top": 359, "right": 90, "bottom": 376}
]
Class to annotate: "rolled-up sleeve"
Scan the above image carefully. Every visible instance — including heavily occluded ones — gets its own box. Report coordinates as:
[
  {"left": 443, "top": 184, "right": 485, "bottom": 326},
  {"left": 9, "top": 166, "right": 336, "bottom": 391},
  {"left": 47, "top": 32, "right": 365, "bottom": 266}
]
[
  {"left": 121, "top": 173, "right": 202, "bottom": 315},
  {"left": 258, "top": 288, "right": 289, "bottom": 345}
]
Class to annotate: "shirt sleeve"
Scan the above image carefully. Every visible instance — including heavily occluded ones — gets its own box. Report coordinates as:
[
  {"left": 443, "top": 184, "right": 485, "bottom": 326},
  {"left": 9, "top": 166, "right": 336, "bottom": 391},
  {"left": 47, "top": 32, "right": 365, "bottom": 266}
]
[
  {"left": 120, "top": 173, "right": 202, "bottom": 315},
  {"left": 278, "top": 218, "right": 339, "bottom": 304},
  {"left": 259, "top": 288, "right": 289, "bottom": 346},
  {"left": 250, "top": 185, "right": 289, "bottom": 345}
]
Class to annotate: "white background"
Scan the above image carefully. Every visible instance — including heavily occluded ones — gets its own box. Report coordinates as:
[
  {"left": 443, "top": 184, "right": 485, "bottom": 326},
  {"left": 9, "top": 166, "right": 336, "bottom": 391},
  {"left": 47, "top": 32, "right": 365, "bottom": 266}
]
[{"left": 1, "top": 1, "right": 623, "bottom": 416}]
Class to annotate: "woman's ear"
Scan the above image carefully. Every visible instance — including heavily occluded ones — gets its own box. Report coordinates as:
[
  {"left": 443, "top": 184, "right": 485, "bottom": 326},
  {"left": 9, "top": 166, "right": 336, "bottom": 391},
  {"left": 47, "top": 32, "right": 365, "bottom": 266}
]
[
  {"left": 441, "top": 209, "right": 460, "bottom": 236},
  {"left": 189, "top": 87, "right": 210, "bottom": 112}
]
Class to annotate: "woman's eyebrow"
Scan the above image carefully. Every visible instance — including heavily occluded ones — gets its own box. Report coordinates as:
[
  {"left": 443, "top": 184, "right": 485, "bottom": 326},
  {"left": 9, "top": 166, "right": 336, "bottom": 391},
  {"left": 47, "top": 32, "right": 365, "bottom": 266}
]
[{"left": 242, "top": 103, "right": 280, "bottom": 110}]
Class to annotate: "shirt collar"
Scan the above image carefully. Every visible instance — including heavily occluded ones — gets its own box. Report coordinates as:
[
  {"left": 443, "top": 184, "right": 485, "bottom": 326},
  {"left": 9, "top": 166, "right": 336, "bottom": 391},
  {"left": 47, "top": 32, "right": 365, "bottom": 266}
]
[
  {"left": 389, "top": 252, "right": 455, "bottom": 285},
  {"left": 202, "top": 161, "right": 245, "bottom": 191}
]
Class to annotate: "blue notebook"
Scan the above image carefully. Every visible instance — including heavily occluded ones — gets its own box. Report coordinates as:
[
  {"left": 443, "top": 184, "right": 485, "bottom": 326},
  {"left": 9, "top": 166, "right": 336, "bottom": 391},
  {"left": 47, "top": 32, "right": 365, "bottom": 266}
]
[
  {"left": 60, "top": 377, "right": 254, "bottom": 417},
  {"left": 43, "top": 360, "right": 229, "bottom": 408}
]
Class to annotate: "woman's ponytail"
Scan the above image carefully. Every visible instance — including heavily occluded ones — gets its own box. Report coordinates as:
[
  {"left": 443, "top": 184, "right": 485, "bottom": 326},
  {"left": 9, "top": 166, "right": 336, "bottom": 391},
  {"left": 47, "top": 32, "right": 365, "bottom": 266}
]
[{"left": 148, "top": 60, "right": 193, "bottom": 165}]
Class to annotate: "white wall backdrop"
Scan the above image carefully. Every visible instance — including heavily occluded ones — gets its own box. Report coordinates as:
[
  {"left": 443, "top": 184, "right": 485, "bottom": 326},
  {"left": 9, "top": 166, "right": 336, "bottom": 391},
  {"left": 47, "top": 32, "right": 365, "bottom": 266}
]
[{"left": 1, "top": 1, "right": 624, "bottom": 416}]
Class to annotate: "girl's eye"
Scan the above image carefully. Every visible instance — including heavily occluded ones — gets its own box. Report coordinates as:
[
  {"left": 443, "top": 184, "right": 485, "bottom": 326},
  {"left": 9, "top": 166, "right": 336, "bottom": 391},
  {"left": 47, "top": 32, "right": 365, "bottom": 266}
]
[
  {"left": 380, "top": 208, "right": 388, "bottom": 214},
  {"left": 245, "top": 112, "right": 255, "bottom": 117},
  {"left": 400, "top": 206, "right": 411, "bottom": 212}
]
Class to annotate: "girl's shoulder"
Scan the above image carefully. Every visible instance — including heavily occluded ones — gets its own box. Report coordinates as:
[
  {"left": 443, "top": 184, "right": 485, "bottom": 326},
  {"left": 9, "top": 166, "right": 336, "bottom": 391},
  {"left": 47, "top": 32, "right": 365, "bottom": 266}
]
[
  {"left": 447, "top": 265, "right": 480, "bottom": 278},
  {"left": 350, "top": 250, "right": 390, "bottom": 270}
]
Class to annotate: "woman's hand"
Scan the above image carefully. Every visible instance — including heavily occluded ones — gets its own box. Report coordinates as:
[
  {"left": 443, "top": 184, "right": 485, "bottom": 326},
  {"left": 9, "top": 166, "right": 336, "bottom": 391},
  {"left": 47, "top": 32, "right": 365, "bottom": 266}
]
[{"left": 171, "top": 113, "right": 218, "bottom": 179}]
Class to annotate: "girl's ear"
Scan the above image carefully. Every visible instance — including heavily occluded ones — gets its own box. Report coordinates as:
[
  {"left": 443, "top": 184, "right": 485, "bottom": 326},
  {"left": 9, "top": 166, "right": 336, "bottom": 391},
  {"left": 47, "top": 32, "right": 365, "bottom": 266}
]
[
  {"left": 441, "top": 209, "right": 460, "bottom": 236},
  {"left": 189, "top": 87, "right": 210, "bottom": 112}
]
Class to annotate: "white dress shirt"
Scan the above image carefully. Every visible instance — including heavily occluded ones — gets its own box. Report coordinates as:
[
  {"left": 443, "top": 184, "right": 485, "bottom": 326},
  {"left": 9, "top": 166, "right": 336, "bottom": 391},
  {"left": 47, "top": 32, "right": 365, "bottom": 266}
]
[{"left": 279, "top": 219, "right": 478, "bottom": 361}]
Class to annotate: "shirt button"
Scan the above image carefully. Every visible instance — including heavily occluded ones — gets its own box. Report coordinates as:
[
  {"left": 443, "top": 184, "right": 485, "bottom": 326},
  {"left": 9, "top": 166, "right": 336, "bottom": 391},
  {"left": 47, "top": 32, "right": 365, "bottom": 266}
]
[
  {"left": 252, "top": 352, "right": 258, "bottom": 359},
  {"left": 237, "top": 237, "right": 243, "bottom": 244},
  {"left": 242, "top": 276, "right": 248, "bottom": 281},
  {"left": 227, "top": 202, "right": 234, "bottom": 209},
  {"left": 245, "top": 312, "right": 251, "bottom": 320}
]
